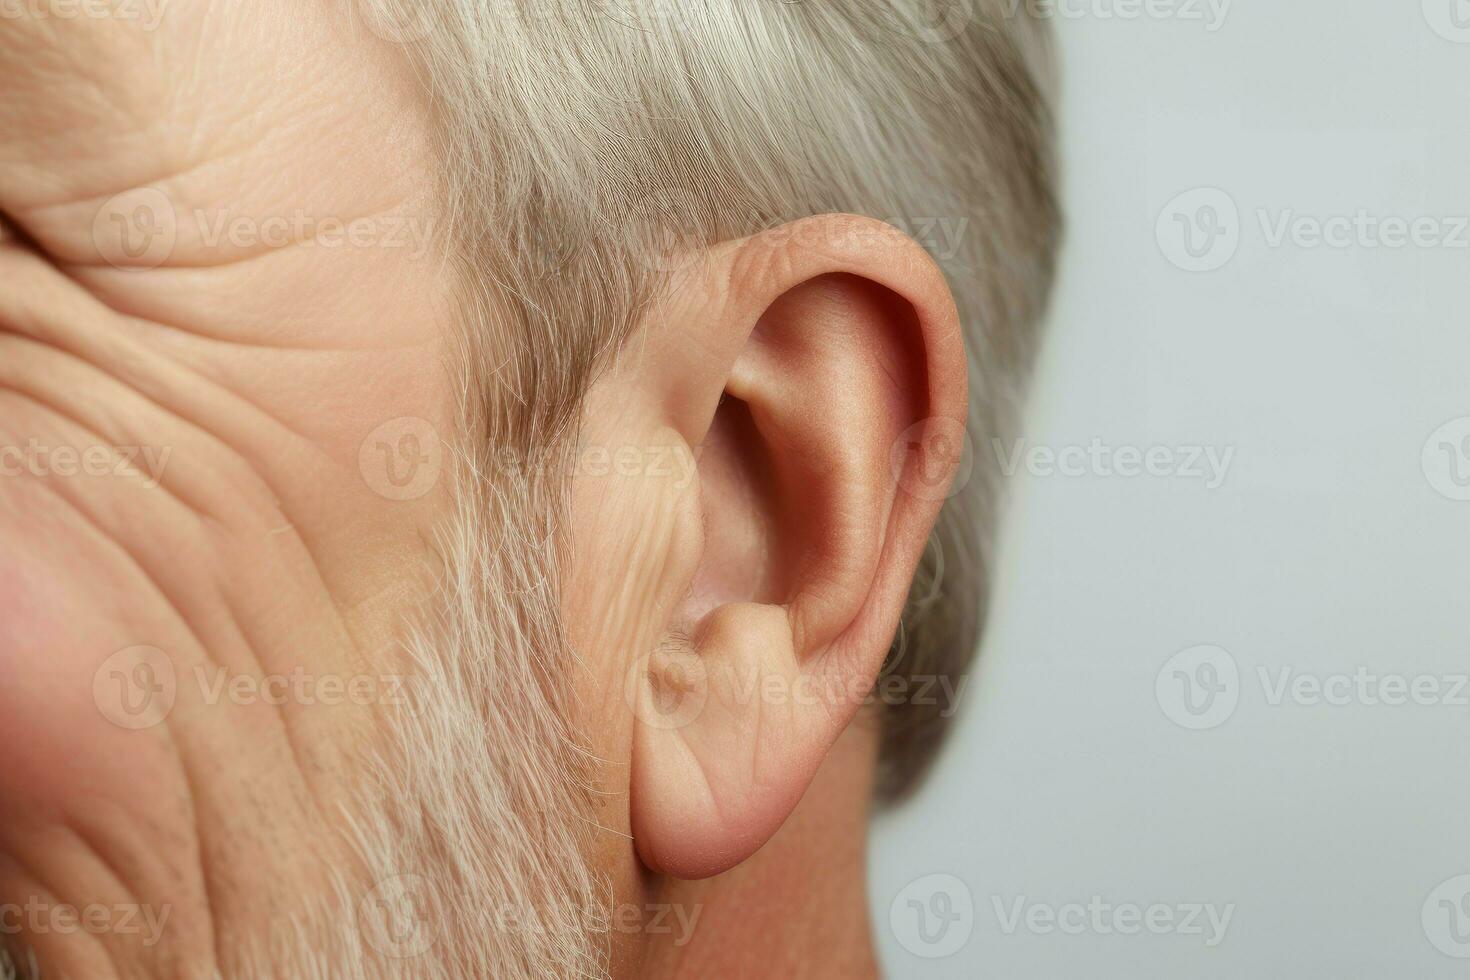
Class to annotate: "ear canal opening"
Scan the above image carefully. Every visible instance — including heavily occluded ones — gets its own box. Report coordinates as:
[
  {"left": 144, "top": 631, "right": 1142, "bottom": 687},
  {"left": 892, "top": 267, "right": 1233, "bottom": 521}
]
[{"left": 683, "top": 392, "right": 801, "bottom": 628}]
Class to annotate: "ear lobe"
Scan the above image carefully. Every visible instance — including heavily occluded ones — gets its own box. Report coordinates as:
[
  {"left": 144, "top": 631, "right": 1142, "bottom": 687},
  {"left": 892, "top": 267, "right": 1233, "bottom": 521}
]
[{"left": 628, "top": 216, "right": 968, "bottom": 879}]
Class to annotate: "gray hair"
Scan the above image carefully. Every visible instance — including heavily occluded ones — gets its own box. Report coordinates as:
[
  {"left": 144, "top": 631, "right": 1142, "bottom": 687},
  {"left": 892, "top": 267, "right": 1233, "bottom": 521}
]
[
  {"left": 394, "top": 0, "right": 1061, "bottom": 800},
  {"left": 254, "top": 3, "right": 1062, "bottom": 977}
]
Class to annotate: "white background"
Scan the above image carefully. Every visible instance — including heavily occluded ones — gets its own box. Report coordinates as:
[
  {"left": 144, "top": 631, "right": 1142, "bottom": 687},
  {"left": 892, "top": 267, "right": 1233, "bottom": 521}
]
[{"left": 871, "top": 2, "right": 1470, "bottom": 976}]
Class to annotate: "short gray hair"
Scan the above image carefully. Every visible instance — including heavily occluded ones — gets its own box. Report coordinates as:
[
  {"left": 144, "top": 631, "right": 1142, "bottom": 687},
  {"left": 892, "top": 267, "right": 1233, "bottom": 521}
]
[{"left": 403, "top": 0, "right": 1060, "bottom": 799}]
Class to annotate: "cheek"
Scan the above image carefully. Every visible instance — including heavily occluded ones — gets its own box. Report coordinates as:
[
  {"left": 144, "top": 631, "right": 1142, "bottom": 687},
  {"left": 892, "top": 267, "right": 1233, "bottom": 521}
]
[{"left": 0, "top": 523, "right": 180, "bottom": 818}]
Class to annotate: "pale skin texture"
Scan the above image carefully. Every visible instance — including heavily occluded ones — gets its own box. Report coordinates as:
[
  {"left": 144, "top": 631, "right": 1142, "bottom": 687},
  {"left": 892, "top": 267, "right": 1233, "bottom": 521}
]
[
  {"left": 0, "top": 4, "right": 456, "bottom": 975},
  {"left": 0, "top": 5, "right": 966, "bottom": 977}
]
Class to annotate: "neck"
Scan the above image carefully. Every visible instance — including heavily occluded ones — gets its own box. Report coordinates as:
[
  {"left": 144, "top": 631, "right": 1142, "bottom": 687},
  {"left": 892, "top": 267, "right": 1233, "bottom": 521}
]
[{"left": 624, "top": 718, "right": 882, "bottom": 979}]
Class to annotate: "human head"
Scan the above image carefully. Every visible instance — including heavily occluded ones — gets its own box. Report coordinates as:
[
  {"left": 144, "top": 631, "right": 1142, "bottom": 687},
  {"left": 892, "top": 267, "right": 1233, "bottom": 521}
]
[{"left": 0, "top": 1, "right": 1056, "bottom": 977}]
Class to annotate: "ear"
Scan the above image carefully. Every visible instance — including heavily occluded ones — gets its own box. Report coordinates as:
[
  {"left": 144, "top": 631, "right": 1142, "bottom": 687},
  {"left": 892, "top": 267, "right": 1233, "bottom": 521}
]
[{"left": 588, "top": 215, "right": 967, "bottom": 879}]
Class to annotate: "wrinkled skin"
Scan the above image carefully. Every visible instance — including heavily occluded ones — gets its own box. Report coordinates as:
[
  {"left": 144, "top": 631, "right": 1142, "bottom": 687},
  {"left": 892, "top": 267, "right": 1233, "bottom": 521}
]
[{"left": 0, "top": 4, "right": 455, "bottom": 974}]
